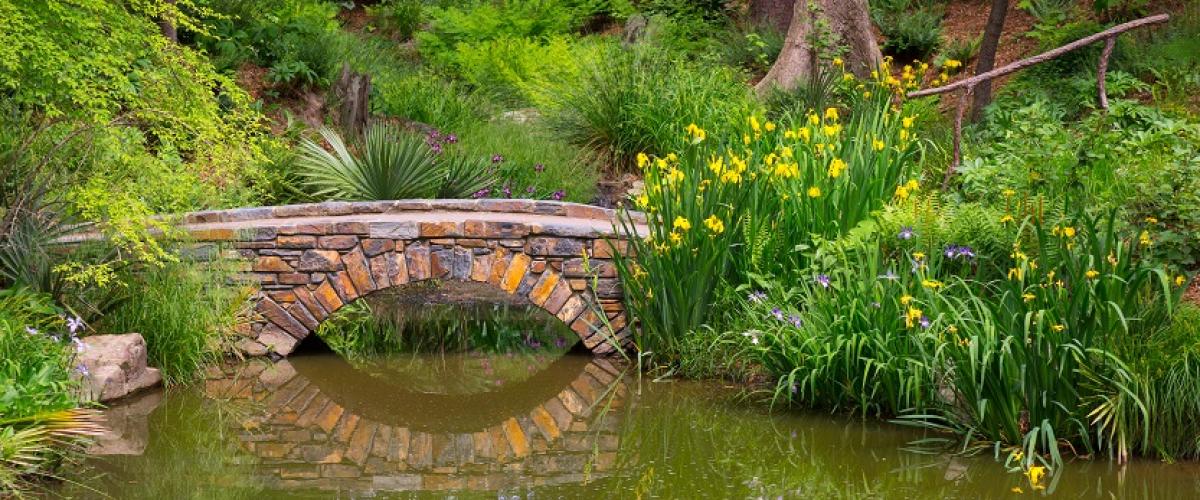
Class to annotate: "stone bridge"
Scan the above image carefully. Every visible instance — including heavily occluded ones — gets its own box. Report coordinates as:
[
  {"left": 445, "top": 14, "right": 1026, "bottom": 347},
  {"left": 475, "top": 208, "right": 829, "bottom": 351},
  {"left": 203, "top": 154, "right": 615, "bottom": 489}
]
[{"left": 166, "top": 200, "right": 643, "bottom": 357}]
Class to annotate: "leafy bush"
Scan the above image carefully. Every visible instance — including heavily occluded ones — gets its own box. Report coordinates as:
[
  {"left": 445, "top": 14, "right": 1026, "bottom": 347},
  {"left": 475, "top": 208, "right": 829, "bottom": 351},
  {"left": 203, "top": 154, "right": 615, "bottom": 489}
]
[
  {"left": 198, "top": 0, "right": 342, "bottom": 92},
  {"left": 875, "top": 6, "right": 944, "bottom": 63},
  {"left": 550, "top": 46, "right": 757, "bottom": 171},
  {"left": 372, "top": 70, "right": 490, "bottom": 130},
  {"left": 718, "top": 22, "right": 785, "bottom": 74},
  {"left": 417, "top": 0, "right": 577, "bottom": 68},
  {"left": 448, "top": 35, "right": 605, "bottom": 107},
  {"left": 0, "top": 289, "right": 76, "bottom": 419},
  {"left": 367, "top": 0, "right": 424, "bottom": 40},
  {"left": 101, "top": 258, "right": 248, "bottom": 385},
  {"left": 297, "top": 124, "right": 496, "bottom": 201}
]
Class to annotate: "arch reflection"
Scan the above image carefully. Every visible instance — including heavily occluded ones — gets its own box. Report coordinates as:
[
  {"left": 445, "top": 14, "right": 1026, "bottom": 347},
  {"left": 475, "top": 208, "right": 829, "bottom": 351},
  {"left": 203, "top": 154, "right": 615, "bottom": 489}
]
[{"left": 205, "top": 354, "right": 628, "bottom": 493}]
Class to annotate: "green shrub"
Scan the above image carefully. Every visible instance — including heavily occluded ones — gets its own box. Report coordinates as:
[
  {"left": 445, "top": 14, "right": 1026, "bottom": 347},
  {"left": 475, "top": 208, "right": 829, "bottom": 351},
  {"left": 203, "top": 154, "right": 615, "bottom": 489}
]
[
  {"left": 101, "top": 258, "right": 247, "bottom": 385},
  {"left": 0, "top": 289, "right": 76, "bottom": 419},
  {"left": 449, "top": 35, "right": 601, "bottom": 107},
  {"left": 418, "top": 0, "right": 576, "bottom": 68},
  {"left": 198, "top": 0, "right": 342, "bottom": 90},
  {"left": 550, "top": 46, "right": 757, "bottom": 171},
  {"left": 367, "top": 0, "right": 424, "bottom": 40},
  {"left": 373, "top": 71, "right": 491, "bottom": 130},
  {"left": 875, "top": 7, "right": 944, "bottom": 63},
  {"left": 718, "top": 22, "right": 785, "bottom": 74}
]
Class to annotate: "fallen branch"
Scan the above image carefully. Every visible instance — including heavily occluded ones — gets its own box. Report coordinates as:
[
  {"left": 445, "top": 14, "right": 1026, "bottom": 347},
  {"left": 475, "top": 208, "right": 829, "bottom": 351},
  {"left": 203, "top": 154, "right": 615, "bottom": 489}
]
[{"left": 906, "top": 13, "right": 1170, "bottom": 189}]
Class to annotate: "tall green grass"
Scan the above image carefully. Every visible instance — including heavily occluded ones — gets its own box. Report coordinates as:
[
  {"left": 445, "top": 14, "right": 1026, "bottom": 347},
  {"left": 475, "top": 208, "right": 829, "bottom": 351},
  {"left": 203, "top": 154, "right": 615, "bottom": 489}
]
[{"left": 100, "top": 257, "right": 248, "bottom": 385}]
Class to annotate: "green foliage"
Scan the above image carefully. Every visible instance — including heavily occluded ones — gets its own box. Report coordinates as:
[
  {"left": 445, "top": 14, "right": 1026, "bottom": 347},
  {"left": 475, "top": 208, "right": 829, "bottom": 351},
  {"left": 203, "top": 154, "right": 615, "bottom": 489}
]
[
  {"left": 962, "top": 75, "right": 1200, "bottom": 268},
  {"left": 100, "top": 258, "right": 248, "bottom": 385},
  {"left": 550, "top": 46, "right": 757, "bottom": 171},
  {"left": 448, "top": 35, "right": 606, "bottom": 107},
  {"left": 417, "top": 0, "right": 577, "bottom": 68},
  {"left": 366, "top": 0, "right": 424, "bottom": 40},
  {"left": 198, "top": 0, "right": 342, "bottom": 92},
  {"left": 873, "top": 4, "right": 944, "bottom": 63},
  {"left": 612, "top": 79, "right": 916, "bottom": 359},
  {"left": 296, "top": 124, "right": 496, "bottom": 201},
  {"left": 937, "top": 35, "right": 981, "bottom": 67},
  {"left": 718, "top": 22, "right": 785, "bottom": 74},
  {"left": 0, "top": 289, "right": 76, "bottom": 419},
  {"left": 452, "top": 119, "right": 599, "bottom": 203}
]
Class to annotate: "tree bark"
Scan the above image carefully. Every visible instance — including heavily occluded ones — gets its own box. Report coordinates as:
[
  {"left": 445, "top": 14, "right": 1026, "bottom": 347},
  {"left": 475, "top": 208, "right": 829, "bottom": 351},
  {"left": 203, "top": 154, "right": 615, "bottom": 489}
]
[
  {"left": 158, "top": 0, "right": 178, "bottom": 42},
  {"left": 755, "top": 0, "right": 881, "bottom": 94},
  {"left": 970, "top": 0, "right": 1009, "bottom": 121},
  {"left": 334, "top": 63, "right": 371, "bottom": 136},
  {"left": 749, "top": 0, "right": 795, "bottom": 33}
]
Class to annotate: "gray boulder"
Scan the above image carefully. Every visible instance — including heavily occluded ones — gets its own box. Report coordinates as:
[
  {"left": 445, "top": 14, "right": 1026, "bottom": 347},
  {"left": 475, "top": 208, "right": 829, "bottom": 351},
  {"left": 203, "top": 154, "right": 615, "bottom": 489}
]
[{"left": 77, "top": 333, "right": 163, "bottom": 402}]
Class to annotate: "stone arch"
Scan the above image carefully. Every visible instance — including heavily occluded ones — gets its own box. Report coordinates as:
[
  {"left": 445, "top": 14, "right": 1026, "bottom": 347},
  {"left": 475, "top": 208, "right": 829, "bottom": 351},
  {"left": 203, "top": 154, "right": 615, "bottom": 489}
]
[{"left": 241, "top": 226, "right": 631, "bottom": 357}]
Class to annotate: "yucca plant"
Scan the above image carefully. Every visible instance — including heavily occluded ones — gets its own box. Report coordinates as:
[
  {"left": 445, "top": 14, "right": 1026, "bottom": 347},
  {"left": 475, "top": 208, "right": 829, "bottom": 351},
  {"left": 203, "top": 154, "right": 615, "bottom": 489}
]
[{"left": 297, "top": 124, "right": 494, "bottom": 201}]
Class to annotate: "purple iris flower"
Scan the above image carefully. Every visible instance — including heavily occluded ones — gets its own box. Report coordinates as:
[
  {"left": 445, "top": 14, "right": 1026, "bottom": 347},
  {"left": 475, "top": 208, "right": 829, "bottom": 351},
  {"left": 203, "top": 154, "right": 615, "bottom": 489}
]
[
  {"left": 815, "top": 274, "right": 831, "bottom": 288},
  {"left": 534, "top": 163, "right": 545, "bottom": 173},
  {"left": 67, "top": 316, "right": 84, "bottom": 335},
  {"left": 898, "top": 226, "right": 915, "bottom": 240},
  {"left": 491, "top": 154, "right": 505, "bottom": 164},
  {"left": 788, "top": 314, "right": 803, "bottom": 328},
  {"left": 25, "top": 326, "right": 38, "bottom": 336},
  {"left": 878, "top": 269, "right": 899, "bottom": 281},
  {"left": 76, "top": 364, "right": 89, "bottom": 376},
  {"left": 919, "top": 316, "right": 931, "bottom": 329},
  {"left": 471, "top": 188, "right": 491, "bottom": 198},
  {"left": 552, "top": 190, "right": 565, "bottom": 201},
  {"left": 554, "top": 338, "right": 567, "bottom": 348},
  {"left": 71, "top": 337, "right": 86, "bottom": 353},
  {"left": 943, "top": 245, "right": 976, "bottom": 259},
  {"left": 770, "top": 308, "right": 784, "bottom": 320},
  {"left": 445, "top": 133, "right": 458, "bottom": 144},
  {"left": 502, "top": 185, "right": 513, "bottom": 198},
  {"left": 747, "top": 291, "right": 767, "bottom": 303},
  {"left": 526, "top": 186, "right": 536, "bottom": 194},
  {"left": 430, "top": 143, "right": 443, "bottom": 155}
]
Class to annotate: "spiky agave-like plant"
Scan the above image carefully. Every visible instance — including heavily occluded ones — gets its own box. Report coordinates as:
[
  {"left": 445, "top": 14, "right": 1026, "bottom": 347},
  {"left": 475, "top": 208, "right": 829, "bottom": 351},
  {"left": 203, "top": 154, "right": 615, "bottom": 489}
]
[
  {"left": 0, "top": 409, "right": 105, "bottom": 496},
  {"left": 297, "top": 124, "right": 494, "bottom": 201}
]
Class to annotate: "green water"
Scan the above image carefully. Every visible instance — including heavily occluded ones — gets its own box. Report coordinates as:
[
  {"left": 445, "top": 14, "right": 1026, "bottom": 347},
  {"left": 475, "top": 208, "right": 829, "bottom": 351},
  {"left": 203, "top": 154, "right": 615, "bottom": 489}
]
[
  {"left": 55, "top": 351, "right": 1200, "bottom": 499},
  {"left": 54, "top": 296, "right": 1200, "bottom": 498}
]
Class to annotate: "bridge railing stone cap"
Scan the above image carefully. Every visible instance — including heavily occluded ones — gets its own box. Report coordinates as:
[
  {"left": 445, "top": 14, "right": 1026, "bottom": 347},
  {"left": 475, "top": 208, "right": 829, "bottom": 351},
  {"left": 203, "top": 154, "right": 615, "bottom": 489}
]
[{"left": 180, "top": 200, "right": 648, "bottom": 225}]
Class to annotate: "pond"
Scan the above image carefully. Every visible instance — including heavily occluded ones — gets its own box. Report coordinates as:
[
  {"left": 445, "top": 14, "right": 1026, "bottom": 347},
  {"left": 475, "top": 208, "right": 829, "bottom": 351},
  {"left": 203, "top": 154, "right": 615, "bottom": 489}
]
[{"left": 56, "top": 297, "right": 1200, "bottom": 499}]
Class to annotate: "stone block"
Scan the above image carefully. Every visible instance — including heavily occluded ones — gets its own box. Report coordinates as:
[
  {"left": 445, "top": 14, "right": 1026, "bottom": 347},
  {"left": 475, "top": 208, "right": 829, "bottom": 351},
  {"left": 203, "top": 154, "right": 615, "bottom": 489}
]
[
  {"left": 528, "top": 272, "right": 560, "bottom": 306},
  {"left": 386, "top": 251, "right": 408, "bottom": 285},
  {"left": 542, "top": 281, "right": 573, "bottom": 314},
  {"left": 342, "top": 248, "right": 376, "bottom": 295},
  {"left": 287, "top": 302, "right": 319, "bottom": 331},
  {"left": 501, "top": 418, "right": 530, "bottom": 458},
  {"left": 487, "top": 248, "right": 511, "bottom": 286},
  {"left": 76, "top": 333, "right": 162, "bottom": 402},
  {"left": 313, "top": 281, "right": 344, "bottom": 314},
  {"left": 563, "top": 204, "right": 611, "bottom": 220},
  {"left": 277, "top": 235, "right": 317, "bottom": 249},
  {"left": 470, "top": 253, "right": 493, "bottom": 282},
  {"left": 451, "top": 247, "right": 473, "bottom": 280},
  {"left": 501, "top": 253, "right": 531, "bottom": 293},
  {"left": 333, "top": 221, "right": 369, "bottom": 234},
  {"left": 258, "top": 324, "right": 299, "bottom": 356},
  {"left": 368, "top": 255, "right": 392, "bottom": 290},
  {"left": 318, "top": 235, "right": 358, "bottom": 250},
  {"left": 296, "top": 250, "right": 343, "bottom": 272},
  {"left": 555, "top": 295, "right": 587, "bottom": 323},
  {"left": 315, "top": 404, "right": 345, "bottom": 433},
  {"left": 562, "top": 258, "right": 615, "bottom": 277},
  {"left": 406, "top": 244, "right": 431, "bottom": 281},
  {"left": 592, "top": 239, "right": 627, "bottom": 258},
  {"left": 530, "top": 406, "right": 561, "bottom": 442},
  {"left": 278, "top": 273, "right": 309, "bottom": 285},
  {"left": 430, "top": 249, "right": 452, "bottom": 279},
  {"left": 526, "top": 237, "right": 585, "bottom": 256},
  {"left": 257, "top": 297, "right": 308, "bottom": 338},
  {"left": 419, "top": 221, "right": 461, "bottom": 237},
  {"left": 328, "top": 271, "right": 360, "bottom": 302},
  {"left": 463, "top": 220, "right": 530, "bottom": 238},
  {"left": 346, "top": 421, "right": 377, "bottom": 466},
  {"left": 277, "top": 223, "right": 332, "bottom": 235},
  {"left": 368, "top": 221, "right": 418, "bottom": 239},
  {"left": 361, "top": 238, "right": 394, "bottom": 257},
  {"left": 253, "top": 256, "right": 294, "bottom": 273}
]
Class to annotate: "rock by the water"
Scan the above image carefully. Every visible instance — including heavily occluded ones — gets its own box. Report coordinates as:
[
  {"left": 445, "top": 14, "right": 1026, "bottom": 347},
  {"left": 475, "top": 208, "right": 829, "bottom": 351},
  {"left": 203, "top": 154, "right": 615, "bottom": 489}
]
[
  {"left": 88, "top": 389, "right": 163, "bottom": 455},
  {"left": 77, "top": 333, "right": 163, "bottom": 402}
]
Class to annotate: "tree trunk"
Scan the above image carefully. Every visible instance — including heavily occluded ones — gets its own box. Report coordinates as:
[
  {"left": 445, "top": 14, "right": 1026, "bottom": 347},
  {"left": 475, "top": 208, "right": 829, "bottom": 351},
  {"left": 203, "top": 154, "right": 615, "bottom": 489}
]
[
  {"left": 334, "top": 63, "right": 371, "bottom": 136},
  {"left": 158, "top": 0, "right": 178, "bottom": 42},
  {"left": 749, "top": 0, "right": 795, "bottom": 33},
  {"left": 755, "top": 0, "right": 881, "bottom": 94},
  {"left": 970, "top": 0, "right": 1009, "bottom": 121}
]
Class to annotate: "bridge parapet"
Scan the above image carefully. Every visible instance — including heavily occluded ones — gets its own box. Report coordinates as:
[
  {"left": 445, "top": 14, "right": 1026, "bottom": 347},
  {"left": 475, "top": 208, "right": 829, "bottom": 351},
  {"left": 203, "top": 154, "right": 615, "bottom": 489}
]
[{"left": 167, "top": 201, "right": 642, "bottom": 358}]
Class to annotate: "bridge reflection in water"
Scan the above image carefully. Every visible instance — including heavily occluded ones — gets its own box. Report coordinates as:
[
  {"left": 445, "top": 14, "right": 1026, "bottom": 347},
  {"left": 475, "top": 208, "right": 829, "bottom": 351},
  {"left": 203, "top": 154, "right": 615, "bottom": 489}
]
[{"left": 203, "top": 353, "right": 628, "bottom": 493}]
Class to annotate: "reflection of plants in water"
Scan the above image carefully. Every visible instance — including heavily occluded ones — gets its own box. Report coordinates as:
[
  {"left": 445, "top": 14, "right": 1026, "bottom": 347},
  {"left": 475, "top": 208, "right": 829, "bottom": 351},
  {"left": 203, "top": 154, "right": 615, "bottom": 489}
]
[
  {"left": 354, "top": 352, "right": 568, "bottom": 395},
  {"left": 316, "top": 298, "right": 576, "bottom": 359},
  {"left": 73, "top": 386, "right": 266, "bottom": 500}
]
